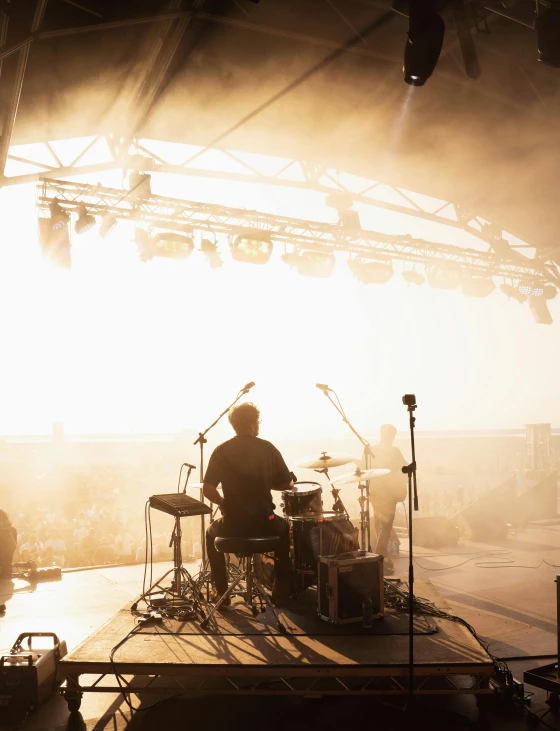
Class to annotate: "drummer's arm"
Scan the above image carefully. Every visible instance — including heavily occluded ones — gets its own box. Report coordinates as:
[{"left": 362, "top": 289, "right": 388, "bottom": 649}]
[{"left": 203, "top": 482, "right": 225, "bottom": 509}]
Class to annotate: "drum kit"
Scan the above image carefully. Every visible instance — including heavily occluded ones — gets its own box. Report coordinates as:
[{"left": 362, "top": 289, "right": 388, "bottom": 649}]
[{"left": 255, "top": 452, "right": 389, "bottom": 590}]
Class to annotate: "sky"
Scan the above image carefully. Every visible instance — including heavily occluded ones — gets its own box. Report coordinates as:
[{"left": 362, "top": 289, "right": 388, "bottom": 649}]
[{"left": 0, "top": 137, "right": 558, "bottom": 440}]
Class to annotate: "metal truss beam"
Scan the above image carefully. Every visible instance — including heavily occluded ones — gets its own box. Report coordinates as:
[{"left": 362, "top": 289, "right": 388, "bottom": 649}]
[
  {"left": 4, "top": 134, "right": 541, "bottom": 257},
  {"left": 0, "top": 0, "right": 48, "bottom": 178},
  {"left": 37, "top": 177, "right": 558, "bottom": 286}
]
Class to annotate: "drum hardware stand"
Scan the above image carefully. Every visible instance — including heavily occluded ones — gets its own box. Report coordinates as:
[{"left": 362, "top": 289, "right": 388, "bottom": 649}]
[
  {"left": 319, "top": 387, "right": 374, "bottom": 551},
  {"left": 314, "top": 466, "right": 348, "bottom": 517},
  {"left": 133, "top": 510, "right": 208, "bottom": 620},
  {"left": 193, "top": 382, "right": 255, "bottom": 595},
  {"left": 402, "top": 394, "right": 419, "bottom": 709}
]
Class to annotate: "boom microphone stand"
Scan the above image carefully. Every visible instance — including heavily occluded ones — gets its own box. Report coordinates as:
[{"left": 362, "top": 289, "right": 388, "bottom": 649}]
[
  {"left": 316, "top": 384, "right": 373, "bottom": 551},
  {"left": 402, "top": 393, "right": 419, "bottom": 708},
  {"left": 193, "top": 381, "right": 255, "bottom": 589}
]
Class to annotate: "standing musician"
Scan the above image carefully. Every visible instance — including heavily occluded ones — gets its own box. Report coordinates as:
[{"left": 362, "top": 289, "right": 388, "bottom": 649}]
[
  {"left": 364, "top": 424, "right": 407, "bottom": 575},
  {"left": 203, "top": 403, "right": 295, "bottom": 604}
]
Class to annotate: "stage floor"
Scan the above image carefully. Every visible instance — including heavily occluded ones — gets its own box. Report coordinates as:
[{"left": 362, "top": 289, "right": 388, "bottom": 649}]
[{"left": 1, "top": 524, "right": 560, "bottom": 729}]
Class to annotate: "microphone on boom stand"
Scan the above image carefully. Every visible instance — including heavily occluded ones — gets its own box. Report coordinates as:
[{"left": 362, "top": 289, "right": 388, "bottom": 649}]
[
  {"left": 241, "top": 381, "right": 255, "bottom": 393},
  {"left": 316, "top": 383, "right": 334, "bottom": 392}
]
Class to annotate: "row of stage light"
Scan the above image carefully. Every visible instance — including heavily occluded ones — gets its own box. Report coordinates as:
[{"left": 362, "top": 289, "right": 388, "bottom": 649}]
[{"left": 41, "top": 199, "right": 557, "bottom": 324}]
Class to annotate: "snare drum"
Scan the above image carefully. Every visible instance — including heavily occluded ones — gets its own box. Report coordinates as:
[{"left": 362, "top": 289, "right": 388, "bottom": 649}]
[
  {"left": 290, "top": 512, "right": 358, "bottom": 578},
  {"left": 282, "top": 481, "right": 323, "bottom": 517}
]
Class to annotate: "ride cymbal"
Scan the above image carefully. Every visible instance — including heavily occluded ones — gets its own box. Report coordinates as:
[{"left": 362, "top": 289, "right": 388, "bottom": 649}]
[{"left": 331, "top": 467, "right": 390, "bottom": 485}]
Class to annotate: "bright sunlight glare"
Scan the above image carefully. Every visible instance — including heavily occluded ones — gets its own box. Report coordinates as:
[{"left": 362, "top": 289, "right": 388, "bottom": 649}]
[{"left": 0, "top": 138, "right": 558, "bottom": 440}]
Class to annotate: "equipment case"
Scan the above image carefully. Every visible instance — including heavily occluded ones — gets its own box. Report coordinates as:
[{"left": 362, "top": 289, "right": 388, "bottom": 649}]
[{"left": 317, "top": 550, "right": 384, "bottom": 624}]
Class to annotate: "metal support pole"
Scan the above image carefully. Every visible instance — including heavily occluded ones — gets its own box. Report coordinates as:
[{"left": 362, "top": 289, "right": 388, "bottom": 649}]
[{"left": 0, "top": 0, "right": 48, "bottom": 180}]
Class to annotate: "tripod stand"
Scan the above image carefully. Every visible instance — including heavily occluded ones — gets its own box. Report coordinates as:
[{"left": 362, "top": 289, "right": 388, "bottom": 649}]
[
  {"left": 133, "top": 510, "right": 208, "bottom": 619},
  {"left": 402, "top": 393, "right": 419, "bottom": 707},
  {"left": 193, "top": 381, "right": 255, "bottom": 593}
]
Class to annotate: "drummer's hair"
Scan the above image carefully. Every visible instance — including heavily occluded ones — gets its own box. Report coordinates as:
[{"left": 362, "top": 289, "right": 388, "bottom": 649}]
[{"left": 229, "top": 402, "right": 260, "bottom": 434}]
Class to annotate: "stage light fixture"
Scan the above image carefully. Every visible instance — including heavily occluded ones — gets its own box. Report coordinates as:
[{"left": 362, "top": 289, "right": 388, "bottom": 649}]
[
  {"left": 531, "top": 282, "right": 545, "bottom": 297},
  {"left": 461, "top": 276, "right": 495, "bottom": 298},
  {"left": 544, "top": 285, "right": 557, "bottom": 300},
  {"left": 128, "top": 172, "right": 152, "bottom": 199},
  {"left": 99, "top": 213, "right": 117, "bottom": 239},
  {"left": 282, "top": 250, "right": 336, "bottom": 278},
  {"left": 403, "top": 12, "right": 445, "bottom": 86},
  {"left": 339, "top": 209, "right": 362, "bottom": 233},
  {"left": 151, "top": 232, "right": 194, "bottom": 260},
  {"left": 74, "top": 204, "right": 96, "bottom": 235},
  {"left": 231, "top": 233, "right": 273, "bottom": 265},
  {"left": 39, "top": 205, "right": 71, "bottom": 268},
  {"left": 402, "top": 270, "right": 425, "bottom": 285},
  {"left": 500, "top": 283, "right": 526, "bottom": 303},
  {"left": 201, "top": 238, "right": 223, "bottom": 269},
  {"left": 536, "top": 5, "right": 560, "bottom": 68},
  {"left": 518, "top": 283, "right": 532, "bottom": 296},
  {"left": 528, "top": 295, "right": 553, "bottom": 325},
  {"left": 348, "top": 259, "right": 394, "bottom": 284},
  {"left": 426, "top": 262, "right": 460, "bottom": 290},
  {"left": 49, "top": 199, "right": 70, "bottom": 231}
]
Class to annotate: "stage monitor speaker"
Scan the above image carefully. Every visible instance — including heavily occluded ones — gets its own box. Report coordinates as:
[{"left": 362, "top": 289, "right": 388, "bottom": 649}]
[
  {"left": 454, "top": 510, "right": 508, "bottom": 542},
  {"left": 411, "top": 516, "right": 460, "bottom": 548},
  {"left": 513, "top": 472, "right": 557, "bottom": 524}
]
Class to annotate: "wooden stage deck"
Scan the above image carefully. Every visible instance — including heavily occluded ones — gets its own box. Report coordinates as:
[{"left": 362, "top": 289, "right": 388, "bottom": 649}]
[{"left": 59, "top": 577, "right": 496, "bottom": 705}]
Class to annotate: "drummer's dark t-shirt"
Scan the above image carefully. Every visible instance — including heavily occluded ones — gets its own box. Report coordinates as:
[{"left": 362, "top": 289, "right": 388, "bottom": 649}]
[{"left": 204, "top": 436, "right": 292, "bottom": 526}]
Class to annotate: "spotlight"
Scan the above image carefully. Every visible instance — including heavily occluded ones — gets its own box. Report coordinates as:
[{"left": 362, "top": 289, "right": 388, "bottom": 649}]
[
  {"left": 426, "top": 262, "right": 460, "bottom": 289},
  {"left": 151, "top": 232, "right": 194, "bottom": 260},
  {"left": 49, "top": 199, "right": 70, "bottom": 231},
  {"left": 38, "top": 201, "right": 71, "bottom": 268},
  {"left": 74, "top": 203, "right": 96, "bottom": 235},
  {"left": 348, "top": 259, "right": 393, "bottom": 284},
  {"left": 536, "top": 5, "right": 560, "bottom": 68},
  {"left": 544, "top": 285, "right": 557, "bottom": 300},
  {"left": 128, "top": 172, "right": 151, "bottom": 199},
  {"left": 99, "top": 213, "right": 117, "bottom": 239},
  {"left": 500, "top": 283, "right": 526, "bottom": 303},
  {"left": 403, "top": 12, "right": 445, "bottom": 86},
  {"left": 461, "top": 276, "right": 495, "bottom": 298},
  {"left": 201, "top": 238, "right": 223, "bottom": 269},
  {"left": 339, "top": 209, "right": 362, "bottom": 233},
  {"left": 231, "top": 233, "right": 273, "bottom": 265},
  {"left": 402, "top": 270, "right": 425, "bottom": 285},
  {"left": 282, "top": 251, "right": 336, "bottom": 278},
  {"left": 529, "top": 295, "right": 553, "bottom": 325},
  {"left": 518, "top": 283, "right": 532, "bottom": 296}
]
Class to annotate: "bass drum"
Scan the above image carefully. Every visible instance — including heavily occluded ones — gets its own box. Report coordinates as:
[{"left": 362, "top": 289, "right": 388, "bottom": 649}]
[{"left": 290, "top": 512, "right": 358, "bottom": 580}]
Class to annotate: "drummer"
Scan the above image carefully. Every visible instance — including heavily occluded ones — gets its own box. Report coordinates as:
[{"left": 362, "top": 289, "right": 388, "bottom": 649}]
[{"left": 203, "top": 402, "right": 295, "bottom": 605}]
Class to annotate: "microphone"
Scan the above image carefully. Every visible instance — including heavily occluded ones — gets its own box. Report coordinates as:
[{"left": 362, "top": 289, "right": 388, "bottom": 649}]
[
  {"left": 182, "top": 462, "right": 196, "bottom": 470},
  {"left": 316, "top": 383, "right": 333, "bottom": 392},
  {"left": 242, "top": 381, "right": 255, "bottom": 392}
]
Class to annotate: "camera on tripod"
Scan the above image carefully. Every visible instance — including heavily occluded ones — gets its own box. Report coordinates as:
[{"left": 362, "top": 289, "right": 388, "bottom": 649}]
[{"left": 402, "top": 394, "right": 416, "bottom": 407}]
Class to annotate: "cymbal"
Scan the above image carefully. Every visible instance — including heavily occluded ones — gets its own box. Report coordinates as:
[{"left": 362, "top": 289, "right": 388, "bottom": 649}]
[
  {"left": 297, "top": 452, "right": 359, "bottom": 470},
  {"left": 332, "top": 467, "right": 390, "bottom": 486}
]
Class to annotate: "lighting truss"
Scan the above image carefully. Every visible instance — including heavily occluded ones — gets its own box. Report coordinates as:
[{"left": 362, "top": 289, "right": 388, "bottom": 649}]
[{"left": 36, "top": 178, "right": 560, "bottom": 288}]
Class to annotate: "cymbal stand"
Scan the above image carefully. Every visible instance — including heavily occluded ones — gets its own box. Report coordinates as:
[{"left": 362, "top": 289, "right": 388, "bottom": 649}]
[
  {"left": 193, "top": 384, "right": 254, "bottom": 594},
  {"left": 314, "top": 467, "right": 348, "bottom": 517},
  {"left": 319, "top": 388, "right": 374, "bottom": 551}
]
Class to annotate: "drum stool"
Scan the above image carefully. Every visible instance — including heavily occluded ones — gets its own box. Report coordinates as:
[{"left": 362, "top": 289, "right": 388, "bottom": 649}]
[{"left": 200, "top": 536, "right": 286, "bottom": 633}]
